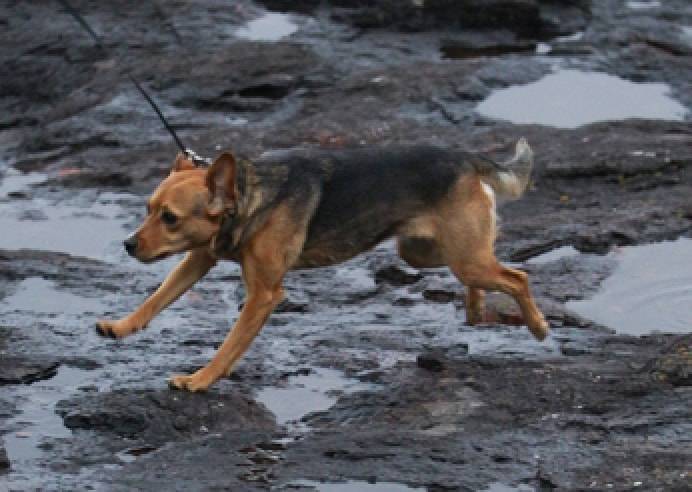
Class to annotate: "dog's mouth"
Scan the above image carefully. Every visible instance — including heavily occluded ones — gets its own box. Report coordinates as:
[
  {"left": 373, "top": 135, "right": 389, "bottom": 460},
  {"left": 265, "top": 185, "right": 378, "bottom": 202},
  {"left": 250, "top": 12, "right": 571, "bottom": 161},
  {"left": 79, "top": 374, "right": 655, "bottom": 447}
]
[{"left": 139, "top": 252, "right": 172, "bottom": 264}]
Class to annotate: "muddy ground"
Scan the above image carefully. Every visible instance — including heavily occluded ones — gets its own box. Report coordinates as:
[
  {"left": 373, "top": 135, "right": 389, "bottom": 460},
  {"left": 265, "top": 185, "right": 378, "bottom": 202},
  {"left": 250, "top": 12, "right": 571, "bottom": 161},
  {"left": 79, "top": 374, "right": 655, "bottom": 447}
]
[{"left": 1, "top": 0, "right": 691, "bottom": 490}]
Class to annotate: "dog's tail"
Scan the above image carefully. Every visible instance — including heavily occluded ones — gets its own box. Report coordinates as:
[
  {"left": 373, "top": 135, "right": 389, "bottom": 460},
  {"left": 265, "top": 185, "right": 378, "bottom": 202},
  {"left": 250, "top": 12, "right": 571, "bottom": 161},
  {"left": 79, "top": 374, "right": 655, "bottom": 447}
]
[{"left": 476, "top": 138, "right": 534, "bottom": 200}]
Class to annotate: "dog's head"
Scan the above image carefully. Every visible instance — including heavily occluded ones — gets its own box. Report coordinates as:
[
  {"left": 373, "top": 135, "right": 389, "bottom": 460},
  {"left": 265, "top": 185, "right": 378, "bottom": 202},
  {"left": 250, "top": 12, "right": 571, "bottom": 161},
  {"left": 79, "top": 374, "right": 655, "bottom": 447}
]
[{"left": 124, "top": 152, "right": 237, "bottom": 262}]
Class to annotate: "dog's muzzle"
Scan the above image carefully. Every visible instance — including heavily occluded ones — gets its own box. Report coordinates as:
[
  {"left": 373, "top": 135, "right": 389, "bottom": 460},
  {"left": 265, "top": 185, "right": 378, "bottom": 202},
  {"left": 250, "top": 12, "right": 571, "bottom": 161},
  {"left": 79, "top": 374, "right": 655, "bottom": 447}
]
[{"left": 123, "top": 235, "right": 138, "bottom": 257}]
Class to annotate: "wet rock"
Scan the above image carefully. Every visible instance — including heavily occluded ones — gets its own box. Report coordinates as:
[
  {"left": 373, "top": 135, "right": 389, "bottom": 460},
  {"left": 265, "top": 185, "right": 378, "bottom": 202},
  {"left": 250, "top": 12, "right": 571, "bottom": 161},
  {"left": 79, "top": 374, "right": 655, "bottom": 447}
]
[
  {"left": 278, "top": 334, "right": 691, "bottom": 490},
  {"left": 422, "top": 288, "right": 457, "bottom": 303},
  {"left": 56, "top": 388, "right": 276, "bottom": 443},
  {"left": 0, "top": 446, "right": 9, "bottom": 473},
  {"left": 0, "top": 357, "right": 59, "bottom": 385},
  {"left": 374, "top": 265, "right": 423, "bottom": 286},
  {"left": 440, "top": 39, "right": 536, "bottom": 59},
  {"left": 54, "top": 171, "right": 133, "bottom": 189},
  {"left": 262, "top": 0, "right": 591, "bottom": 38},
  {"left": 275, "top": 298, "right": 310, "bottom": 313},
  {"left": 165, "top": 44, "right": 319, "bottom": 113},
  {"left": 648, "top": 335, "right": 691, "bottom": 387},
  {"left": 100, "top": 432, "right": 275, "bottom": 491},
  {"left": 417, "top": 351, "right": 446, "bottom": 372},
  {"left": 560, "top": 344, "right": 589, "bottom": 356}
]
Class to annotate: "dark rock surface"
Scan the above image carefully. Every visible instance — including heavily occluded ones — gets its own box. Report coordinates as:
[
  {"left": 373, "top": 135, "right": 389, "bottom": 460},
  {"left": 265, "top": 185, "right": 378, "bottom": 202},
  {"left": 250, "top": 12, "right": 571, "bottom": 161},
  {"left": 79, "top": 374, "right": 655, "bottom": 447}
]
[
  {"left": 0, "top": 357, "right": 60, "bottom": 385},
  {"left": 280, "top": 334, "right": 691, "bottom": 491},
  {"left": 57, "top": 388, "right": 276, "bottom": 441},
  {"left": 261, "top": 0, "right": 592, "bottom": 38},
  {"left": 0, "top": 445, "right": 9, "bottom": 473}
]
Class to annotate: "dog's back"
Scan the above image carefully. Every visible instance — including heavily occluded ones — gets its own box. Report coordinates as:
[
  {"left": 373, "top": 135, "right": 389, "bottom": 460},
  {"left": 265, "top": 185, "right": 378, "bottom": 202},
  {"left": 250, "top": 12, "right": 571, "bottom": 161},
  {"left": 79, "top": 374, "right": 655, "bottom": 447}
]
[{"left": 241, "top": 142, "right": 533, "bottom": 268}]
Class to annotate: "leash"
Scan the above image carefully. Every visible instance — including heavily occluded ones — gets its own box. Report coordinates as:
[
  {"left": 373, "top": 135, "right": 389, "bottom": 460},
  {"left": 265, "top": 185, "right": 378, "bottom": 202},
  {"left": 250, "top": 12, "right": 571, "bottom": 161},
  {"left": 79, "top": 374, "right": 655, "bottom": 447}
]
[{"left": 56, "top": 0, "right": 211, "bottom": 166}]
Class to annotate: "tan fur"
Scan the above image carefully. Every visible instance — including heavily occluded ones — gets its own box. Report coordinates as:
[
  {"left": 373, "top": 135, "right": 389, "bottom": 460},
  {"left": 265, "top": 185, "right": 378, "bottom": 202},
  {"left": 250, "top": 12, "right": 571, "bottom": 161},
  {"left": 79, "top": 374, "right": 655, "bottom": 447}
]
[{"left": 396, "top": 174, "right": 547, "bottom": 338}]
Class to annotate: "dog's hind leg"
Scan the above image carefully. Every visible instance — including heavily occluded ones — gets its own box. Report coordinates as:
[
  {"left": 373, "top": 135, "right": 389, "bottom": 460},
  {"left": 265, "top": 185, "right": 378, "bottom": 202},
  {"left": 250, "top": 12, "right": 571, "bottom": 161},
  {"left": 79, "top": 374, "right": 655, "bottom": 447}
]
[
  {"left": 397, "top": 236, "right": 445, "bottom": 268},
  {"left": 447, "top": 260, "right": 548, "bottom": 340},
  {"left": 398, "top": 234, "right": 486, "bottom": 325},
  {"left": 436, "top": 175, "right": 548, "bottom": 339},
  {"left": 96, "top": 249, "right": 216, "bottom": 338},
  {"left": 465, "top": 287, "right": 485, "bottom": 325}
]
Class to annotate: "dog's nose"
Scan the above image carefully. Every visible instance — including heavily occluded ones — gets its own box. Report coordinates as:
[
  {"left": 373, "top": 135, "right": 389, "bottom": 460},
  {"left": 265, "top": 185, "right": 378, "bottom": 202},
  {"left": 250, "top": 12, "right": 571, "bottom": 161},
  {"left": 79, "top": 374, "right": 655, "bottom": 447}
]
[{"left": 123, "top": 236, "right": 138, "bottom": 257}]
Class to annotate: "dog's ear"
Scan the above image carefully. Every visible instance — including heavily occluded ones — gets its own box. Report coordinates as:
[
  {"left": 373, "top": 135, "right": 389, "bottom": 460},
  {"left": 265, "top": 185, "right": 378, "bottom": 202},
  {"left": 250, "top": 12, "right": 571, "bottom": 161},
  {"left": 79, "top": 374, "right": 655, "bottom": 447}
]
[
  {"left": 206, "top": 152, "right": 236, "bottom": 216},
  {"left": 171, "top": 153, "right": 196, "bottom": 173}
]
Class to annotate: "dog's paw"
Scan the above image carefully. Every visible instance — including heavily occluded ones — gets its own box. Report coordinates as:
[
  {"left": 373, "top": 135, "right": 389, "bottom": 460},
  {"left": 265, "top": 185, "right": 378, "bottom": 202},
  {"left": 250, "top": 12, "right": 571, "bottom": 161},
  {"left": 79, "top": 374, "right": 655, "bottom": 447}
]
[
  {"left": 168, "top": 370, "right": 215, "bottom": 392},
  {"left": 95, "top": 320, "right": 120, "bottom": 338},
  {"left": 528, "top": 317, "right": 550, "bottom": 341},
  {"left": 95, "top": 319, "right": 139, "bottom": 339},
  {"left": 465, "top": 307, "right": 485, "bottom": 326}
]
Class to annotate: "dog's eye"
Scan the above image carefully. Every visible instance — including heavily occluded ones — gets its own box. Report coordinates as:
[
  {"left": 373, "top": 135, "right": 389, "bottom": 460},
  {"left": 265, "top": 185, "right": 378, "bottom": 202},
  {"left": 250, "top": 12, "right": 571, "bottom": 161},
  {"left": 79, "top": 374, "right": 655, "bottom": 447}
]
[{"left": 161, "top": 210, "right": 178, "bottom": 226}]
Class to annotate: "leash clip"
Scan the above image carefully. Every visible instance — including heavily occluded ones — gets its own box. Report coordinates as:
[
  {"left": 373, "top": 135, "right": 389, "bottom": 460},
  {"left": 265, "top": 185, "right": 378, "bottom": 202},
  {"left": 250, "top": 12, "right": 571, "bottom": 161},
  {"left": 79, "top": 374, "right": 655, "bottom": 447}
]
[{"left": 185, "top": 148, "right": 212, "bottom": 167}]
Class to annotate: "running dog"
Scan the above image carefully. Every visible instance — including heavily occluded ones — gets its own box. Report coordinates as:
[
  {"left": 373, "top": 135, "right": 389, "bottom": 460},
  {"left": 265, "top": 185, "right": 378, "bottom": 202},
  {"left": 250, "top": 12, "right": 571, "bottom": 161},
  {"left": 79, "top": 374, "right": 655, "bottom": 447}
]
[{"left": 96, "top": 139, "right": 549, "bottom": 391}]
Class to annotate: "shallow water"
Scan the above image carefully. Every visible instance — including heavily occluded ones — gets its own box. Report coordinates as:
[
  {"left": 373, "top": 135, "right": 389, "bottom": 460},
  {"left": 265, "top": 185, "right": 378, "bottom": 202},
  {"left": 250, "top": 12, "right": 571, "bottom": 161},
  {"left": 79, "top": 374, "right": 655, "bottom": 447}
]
[
  {"left": 256, "top": 368, "right": 371, "bottom": 427},
  {"left": 627, "top": 0, "right": 661, "bottom": 9},
  {"left": 288, "top": 479, "right": 425, "bottom": 491},
  {"left": 475, "top": 69, "right": 688, "bottom": 128},
  {"left": 236, "top": 12, "right": 297, "bottom": 41},
  {"left": 0, "top": 171, "right": 131, "bottom": 260},
  {"left": 682, "top": 26, "right": 692, "bottom": 41},
  {"left": 2, "top": 366, "right": 102, "bottom": 488},
  {"left": 568, "top": 239, "right": 692, "bottom": 335},
  {"left": 0, "top": 169, "right": 46, "bottom": 196},
  {"left": 527, "top": 246, "right": 580, "bottom": 264},
  {"left": 2, "top": 277, "right": 103, "bottom": 315}
]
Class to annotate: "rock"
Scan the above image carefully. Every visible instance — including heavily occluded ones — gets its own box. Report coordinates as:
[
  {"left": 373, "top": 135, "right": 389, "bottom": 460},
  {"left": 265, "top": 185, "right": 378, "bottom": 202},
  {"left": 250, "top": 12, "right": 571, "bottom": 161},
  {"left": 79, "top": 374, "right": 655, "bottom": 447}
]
[
  {"left": 417, "top": 352, "right": 446, "bottom": 372},
  {"left": 0, "top": 357, "right": 59, "bottom": 385},
  {"left": 649, "top": 336, "right": 691, "bottom": 387},
  {"left": 275, "top": 298, "right": 310, "bottom": 313},
  {"left": 374, "top": 265, "right": 423, "bottom": 286},
  {"left": 261, "top": 0, "right": 591, "bottom": 38},
  {"left": 56, "top": 388, "right": 276, "bottom": 442},
  {"left": 560, "top": 344, "right": 589, "bottom": 356},
  {"left": 423, "top": 288, "right": 457, "bottom": 303},
  {"left": 0, "top": 446, "right": 9, "bottom": 473}
]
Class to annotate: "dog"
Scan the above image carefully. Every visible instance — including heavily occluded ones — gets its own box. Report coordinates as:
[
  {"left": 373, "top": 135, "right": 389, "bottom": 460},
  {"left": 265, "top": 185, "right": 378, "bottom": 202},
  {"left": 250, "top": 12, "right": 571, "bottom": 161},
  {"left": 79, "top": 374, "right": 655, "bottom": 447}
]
[{"left": 96, "top": 138, "right": 549, "bottom": 391}]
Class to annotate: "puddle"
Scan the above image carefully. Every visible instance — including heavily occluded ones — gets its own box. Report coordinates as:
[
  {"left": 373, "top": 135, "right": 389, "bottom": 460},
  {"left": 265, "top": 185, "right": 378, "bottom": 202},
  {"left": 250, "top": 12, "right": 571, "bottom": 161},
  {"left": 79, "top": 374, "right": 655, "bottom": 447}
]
[
  {"left": 627, "top": 1, "right": 661, "bottom": 9},
  {"left": 334, "top": 265, "right": 376, "bottom": 291},
  {"left": 236, "top": 12, "right": 297, "bottom": 41},
  {"left": 568, "top": 239, "right": 692, "bottom": 335},
  {"left": 535, "top": 42, "right": 551, "bottom": 55},
  {"left": 288, "top": 479, "right": 425, "bottom": 491},
  {"left": 482, "top": 483, "right": 534, "bottom": 492},
  {"left": 526, "top": 246, "right": 580, "bottom": 264},
  {"left": 682, "top": 26, "right": 692, "bottom": 42},
  {"left": 3, "top": 365, "right": 102, "bottom": 487},
  {"left": 0, "top": 169, "right": 46, "bottom": 197},
  {"left": 475, "top": 69, "right": 688, "bottom": 128},
  {"left": 555, "top": 31, "right": 584, "bottom": 43},
  {"left": 0, "top": 187, "right": 131, "bottom": 260},
  {"left": 2, "top": 277, "right": 103, "bottom": 315},
  {"left": 256, "top": 368, "right": 371, "bottom": 428}
]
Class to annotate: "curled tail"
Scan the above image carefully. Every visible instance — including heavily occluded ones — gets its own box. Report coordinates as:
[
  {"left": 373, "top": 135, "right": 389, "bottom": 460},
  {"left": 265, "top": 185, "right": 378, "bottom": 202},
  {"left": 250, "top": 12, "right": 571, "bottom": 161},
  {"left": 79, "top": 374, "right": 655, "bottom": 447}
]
[{"left": 478, "top": 138, "right": 534, "bottom": 200}]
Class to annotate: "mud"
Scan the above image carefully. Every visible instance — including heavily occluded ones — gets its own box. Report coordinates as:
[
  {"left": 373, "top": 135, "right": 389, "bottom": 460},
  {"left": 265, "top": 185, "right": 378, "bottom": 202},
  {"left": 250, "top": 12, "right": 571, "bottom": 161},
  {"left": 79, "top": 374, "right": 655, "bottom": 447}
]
[{"left": 1, "top": 0, "right": 691, "bottom": 490}]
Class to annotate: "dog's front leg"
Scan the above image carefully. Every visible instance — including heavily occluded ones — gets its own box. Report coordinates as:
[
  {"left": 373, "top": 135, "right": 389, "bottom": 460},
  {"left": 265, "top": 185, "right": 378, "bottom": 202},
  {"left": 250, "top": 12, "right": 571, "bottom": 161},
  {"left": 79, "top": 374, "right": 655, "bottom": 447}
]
[
  {"left": 168, "top": 254, "right": 285, "bottom": 392},
  {"left": 96, "top": 249, "right": 216, "bottom": 338},
  {"left": 168, "top": 285, "right": 281, "bottom": 392}
]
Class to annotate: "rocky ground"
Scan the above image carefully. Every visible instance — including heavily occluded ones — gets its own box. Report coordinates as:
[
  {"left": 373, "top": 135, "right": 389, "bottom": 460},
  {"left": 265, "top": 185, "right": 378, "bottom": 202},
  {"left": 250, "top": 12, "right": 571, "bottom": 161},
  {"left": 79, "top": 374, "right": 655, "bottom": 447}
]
[{"left": 1, "top": 0, "right": 691, "bottom": 490}]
